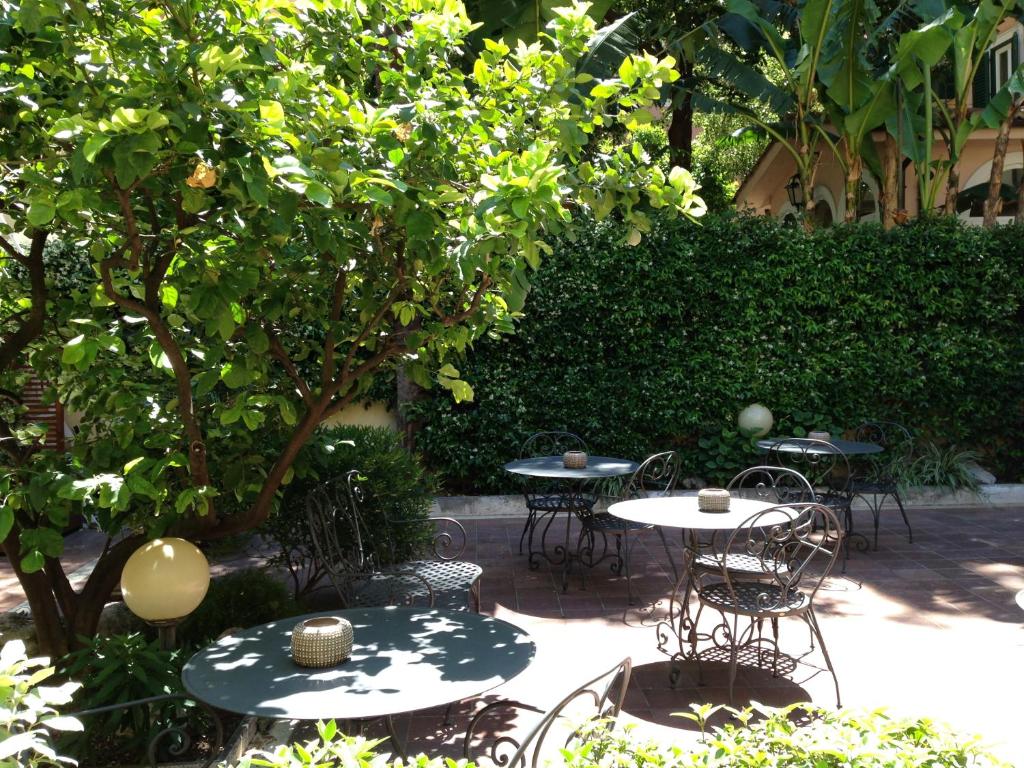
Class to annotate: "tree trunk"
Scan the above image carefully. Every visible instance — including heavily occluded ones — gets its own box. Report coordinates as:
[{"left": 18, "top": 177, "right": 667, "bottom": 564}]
[
  {"left": 4, "top": 528, "right": 68, "bottom": 657},
  {"left": 843, "top": 149, "right": 862, "bottom": 224},
  {"left": 983, "top": 111, "right": 1015, "bottom": 227},
  {"left": 1017, "top": 139, "right": 1024, "bottom": 224},
  {"left": 667, "top": 61, "right": 694, "bottom": 169},
  {"left": 879, "top": 134, "right": 899, "bottom": 230},
  {"left": 395, "top": 365, "right": 424, "bottom": 452}
]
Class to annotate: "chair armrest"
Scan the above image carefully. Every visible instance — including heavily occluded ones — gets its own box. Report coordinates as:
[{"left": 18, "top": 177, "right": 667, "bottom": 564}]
[
  {"left": 463, "top": 698, "right": 545, "bottom": 764},
  {"left": 389, "top": 516, "right": 468, "bottom": 561}
]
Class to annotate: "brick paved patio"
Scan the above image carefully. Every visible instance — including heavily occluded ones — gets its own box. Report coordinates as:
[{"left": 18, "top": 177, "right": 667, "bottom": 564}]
[{"left": 2, "top": 506, "right": 1022, "bottom": 763}]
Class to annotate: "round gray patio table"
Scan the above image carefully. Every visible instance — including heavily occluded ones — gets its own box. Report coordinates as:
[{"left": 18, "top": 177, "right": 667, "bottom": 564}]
[
  {"left": 504, "top": 456, "right": 638, "bottom": 588},
  {"left": 503, "top": 455, "right": 638, "bottom": 479},
  {"left": 182, "top": 607, "right": 535, "bottom": 725},
  {"left": 756, "top": 437, "right": 883, "bottom": 455}
]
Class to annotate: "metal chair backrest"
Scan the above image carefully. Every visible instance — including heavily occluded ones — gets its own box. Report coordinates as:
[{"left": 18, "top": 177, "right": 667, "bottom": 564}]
[
  {"left": 718, "top": 503, "right": 842, "bottom": 609},
  {"left": 854, "top": 421, "right": 913, "bottom": 481},
  {"left": 465, "top": 657, "right": 632, "bottom": 768},
  {"left": 765, "top": 438, "right": 851, "bottom": 494},
  {"left": 622, "top": 451, "right": 680, "bottom": 499},
  {"left": 727, "top": 466, "right": 816, "bottom": 504},
  {"left": 305, "top": 470, "right": 371, "bottom": 604},
  {"left": 520, "top": 431, "right": 588, "bottom": 458}
]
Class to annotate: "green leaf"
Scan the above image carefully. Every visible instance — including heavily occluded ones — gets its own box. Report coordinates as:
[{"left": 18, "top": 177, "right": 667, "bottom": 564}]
[
  {"left": 304, "top": 180, "right": 333, "bottom": 206},
  {"left": 0, "top": 507, "right": 13, "bottom": 542},
  {"left": 20, "top": 551, "right": 45, "bottom": 573},
  {"left": 61, "top": 335, "right": 86, "bottom": 365},
  {"left": 83, "top": 133, "right": 112, "bottom": 162},
  {"left": 27, "top": 200, "right": 56, "bottom": 227}
]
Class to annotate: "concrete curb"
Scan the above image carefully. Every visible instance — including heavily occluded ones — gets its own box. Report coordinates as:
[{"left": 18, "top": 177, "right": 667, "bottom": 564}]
[{"left": 434, "top": 484, "right": 1024, "bottom": 520}]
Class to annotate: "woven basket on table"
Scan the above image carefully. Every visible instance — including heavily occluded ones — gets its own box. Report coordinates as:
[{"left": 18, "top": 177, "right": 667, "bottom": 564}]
[
  {"left": 697, "top": 488, "right": 731, "bottom": 513},
  {"left": 291, "top": 616, "right": 354, "bottom": 668},
  {"left": 562, "top": 451, "right": 588, "bottom": 469}
]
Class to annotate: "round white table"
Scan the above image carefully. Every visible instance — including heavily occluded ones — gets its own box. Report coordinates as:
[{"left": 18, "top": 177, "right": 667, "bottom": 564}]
[{"left": 609, "top": 495, "right": 785, "bottom": 673}]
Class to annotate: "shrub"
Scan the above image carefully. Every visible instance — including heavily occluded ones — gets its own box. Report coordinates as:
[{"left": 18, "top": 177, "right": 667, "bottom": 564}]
[
  {"left": 412, "top": 214, "right": 1024, "bottom": 492},
  {"left": 178, "top": 568, "right": 301, "bottom": 649},
  {"left": 569, "top": 704, "right": 1009, "bottom": 767},
  {"left": 228, "top": 706, "right": 1008, "bottom": 768},
  {"left": 0, "top": 640, "right": 81, "bottom": 768},
  {"left": 262, "top": 426, "right": 436, "bottom": 599}
]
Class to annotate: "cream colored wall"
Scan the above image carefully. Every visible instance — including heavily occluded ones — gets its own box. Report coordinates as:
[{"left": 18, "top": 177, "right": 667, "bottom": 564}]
[
  {"left": 736, "top": 127, "right": 1024, "bottom": 225},
  {"left": 322, "top": 400, "right": 398, "bottom": 430}
]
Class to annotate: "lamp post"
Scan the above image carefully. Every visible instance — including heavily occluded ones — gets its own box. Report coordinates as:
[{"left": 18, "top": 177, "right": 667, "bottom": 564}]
[
  {"left": 785, "top": 174, "right": 804, "bottom": 209},
  {"left": 121, "top": 538, "right": 210, "bottom": 650}
]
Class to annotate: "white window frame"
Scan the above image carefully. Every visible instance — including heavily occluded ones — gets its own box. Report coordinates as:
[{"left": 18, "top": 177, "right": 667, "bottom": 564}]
[{"left": 990, "top": 29, "right": 1020, "bottom": 97}]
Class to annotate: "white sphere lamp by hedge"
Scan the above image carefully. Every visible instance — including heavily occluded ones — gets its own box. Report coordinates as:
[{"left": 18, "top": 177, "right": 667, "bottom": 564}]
[
  {"left": 121, "top": 538, "right": 210, "bottom": 649},
  {"left": 738, "top": 403, "right": 774, "bottom": 438}
]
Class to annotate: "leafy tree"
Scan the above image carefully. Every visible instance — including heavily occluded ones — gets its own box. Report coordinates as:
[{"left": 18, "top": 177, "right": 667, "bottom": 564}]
[{"left": 0, "top": 0, "right": 703, "bottom": 654}]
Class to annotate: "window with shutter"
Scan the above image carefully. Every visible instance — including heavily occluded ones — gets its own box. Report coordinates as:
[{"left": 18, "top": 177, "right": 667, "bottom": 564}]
[
  {"left": 973, "top": 49, "right": 992, "bottom": 108},
  {"left": 993, "top": 39, "right": 1015, "bottom": 93}
]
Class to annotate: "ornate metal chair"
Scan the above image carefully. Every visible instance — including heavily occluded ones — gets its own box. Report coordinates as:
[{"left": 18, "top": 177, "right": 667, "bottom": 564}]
[
  {"left": 517, "top": 431, "right": 591, "bottom": 555},
  {"left": 695, "top": 503, "right": 842, "bottom": 707},
  {"left": 306, "top": 470, "right": 482, "bottom": 611},
  {"left": 689, "top": 466, "right": 817, "bottom": 582},
  {"left": 463, "top": 657, "right": 631, "bottom": 768},
  {"left": 578, "top": 451, "right": 680, "bottom": 604},
  {"left": 850, "top": 421, "right": 914, "bottom": 547},
  {"left": 765, "top": 438, "right": 855, "bottom": 568}
]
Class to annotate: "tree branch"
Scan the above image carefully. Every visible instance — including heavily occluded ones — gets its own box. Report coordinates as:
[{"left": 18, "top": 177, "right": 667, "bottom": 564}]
[
  {"left": 440, "top": 274, "right": 492, "bottom": 327},
  {"left": 266, "top": 325, "right": 315, "bottom": 407},
  {"left": 99, "top": 259, "right": 214, "bottom": 512},
  {"left": 0, "top": 234, "right": 29, "bottom": 266},
  {"left": 321, "top": 265, "right": 348, "bottom": 391},
  {"left": 0, "top": 231, "right": 48, "bottom": 375}
]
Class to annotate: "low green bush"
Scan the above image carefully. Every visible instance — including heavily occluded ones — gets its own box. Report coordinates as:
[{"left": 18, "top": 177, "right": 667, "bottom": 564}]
[
  {"left": 412, "top": 214, "right": 1024, "bottom": 492},
  {"left": 178, "top": 568, "right": 301, "bottom": 648},
  {"left": 59, "top": 633, "right": 183, "bottom": 762},
  {"left": 228, "top": 705, "right": 1008, "bottom": 767},
  {"left": 262, "top": 425, "right": 436, "bottom": 599}
]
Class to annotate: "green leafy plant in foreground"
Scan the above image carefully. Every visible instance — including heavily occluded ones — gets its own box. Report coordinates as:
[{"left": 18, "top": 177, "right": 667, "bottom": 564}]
[
  {"left": 228, "top": 705, "right": 1009, "bottom": 768},
  {"left": 0, "top": 640, "right": 81, "bottom": 768}
]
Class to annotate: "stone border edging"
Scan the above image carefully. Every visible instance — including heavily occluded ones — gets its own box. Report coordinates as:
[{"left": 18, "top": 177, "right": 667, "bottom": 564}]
[{"left": 433, "top": 484, "right": 1024, "bottom": 520}]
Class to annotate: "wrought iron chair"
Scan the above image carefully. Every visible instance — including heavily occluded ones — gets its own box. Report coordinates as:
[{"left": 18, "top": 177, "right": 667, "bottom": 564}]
[
  {"left": 694, "top": 503, "right": 842, "bottom": 707},
  {"left": 578, "top": 451, "right": 680, "bottom": 604},
  {"left": 307, "top": 470, "right": 482, "bottom": 610},
  {"left": 765, "top": 438, "right": 856, "bottom": 568},
  {"left": 850, "top": 421, "right": 914, "bottom": 547},
  {"left": 517, "top": 431, "right": 592, "bottom": 556},
  {"left": 463, "top": 657, "right": 631, "bottom": 768},
  {"left": 689, "top": 466, "right": 817, "bottom": 582}
]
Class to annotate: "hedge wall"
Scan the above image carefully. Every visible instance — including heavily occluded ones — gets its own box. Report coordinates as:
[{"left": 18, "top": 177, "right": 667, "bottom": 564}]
[{"left": 411, "top": 214, "right": 1024, "bottom": 493}]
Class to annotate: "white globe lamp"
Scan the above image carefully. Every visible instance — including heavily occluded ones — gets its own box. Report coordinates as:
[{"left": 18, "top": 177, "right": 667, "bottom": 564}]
[
  {"left": 121, "top": 538, "right": 210, "bottom": 649},
  {"left": 738, "top": 403, "right": 774, "bottom": 438}
]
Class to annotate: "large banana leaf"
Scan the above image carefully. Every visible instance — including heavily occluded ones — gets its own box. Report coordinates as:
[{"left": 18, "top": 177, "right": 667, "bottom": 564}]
[{"left": 577, "top": 11, "right": 646, "bottom": 80}]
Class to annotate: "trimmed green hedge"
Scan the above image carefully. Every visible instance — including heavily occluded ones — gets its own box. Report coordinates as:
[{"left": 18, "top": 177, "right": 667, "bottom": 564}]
[{"left": 412, "top": 214, "right": 1024, "bottom": 493}]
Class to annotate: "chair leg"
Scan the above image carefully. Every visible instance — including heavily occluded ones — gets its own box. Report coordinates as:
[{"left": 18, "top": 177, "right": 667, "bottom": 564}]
[
  {"left": 869, "top": 495, "right": 881, "bottom": 550},
  {"left": 654, "top": 525, "right": 678, "bottom": 582},
  {"left": 518, "top": 510, "right": 535, "bottom": 555},
  {"left": 770, "top": 617, "right": 780, "bottom": 677},
  {"left": 727, "top": 613, "right": 740, "bottom": 706},
  {"left": 805, "top": 608, "right": 841, "bottom": 708},
  {"left": 894, "top": 491, "right": 912, "bottom": 543},
  {"left": 622, "top": 529, "right": 634, "bottom": 605}
]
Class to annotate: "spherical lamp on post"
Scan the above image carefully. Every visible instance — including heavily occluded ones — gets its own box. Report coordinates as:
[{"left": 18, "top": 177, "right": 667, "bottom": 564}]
[
  {"left": 738, "top": 403, "right": 774, "bottom": 439},
  {"left": 121, "top": 538, "right": 210, "bottom": 650}
]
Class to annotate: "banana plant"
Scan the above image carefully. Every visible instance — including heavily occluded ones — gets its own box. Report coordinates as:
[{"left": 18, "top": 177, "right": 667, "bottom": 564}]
[
  {"left": 816, "top": 0, "right": 897, "bottom": 222},
  {"left": 692, "top": 0, "right": 837, "bottom": 227},
  {"left": 931, "top": 0, "right": 1021, "bottom": 214},
  {"left": 979, "top": 64, "right": 1024, "bottom": 225},
  {"left": 464, "top": 0, "right": 617, "bottom": 45}
]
